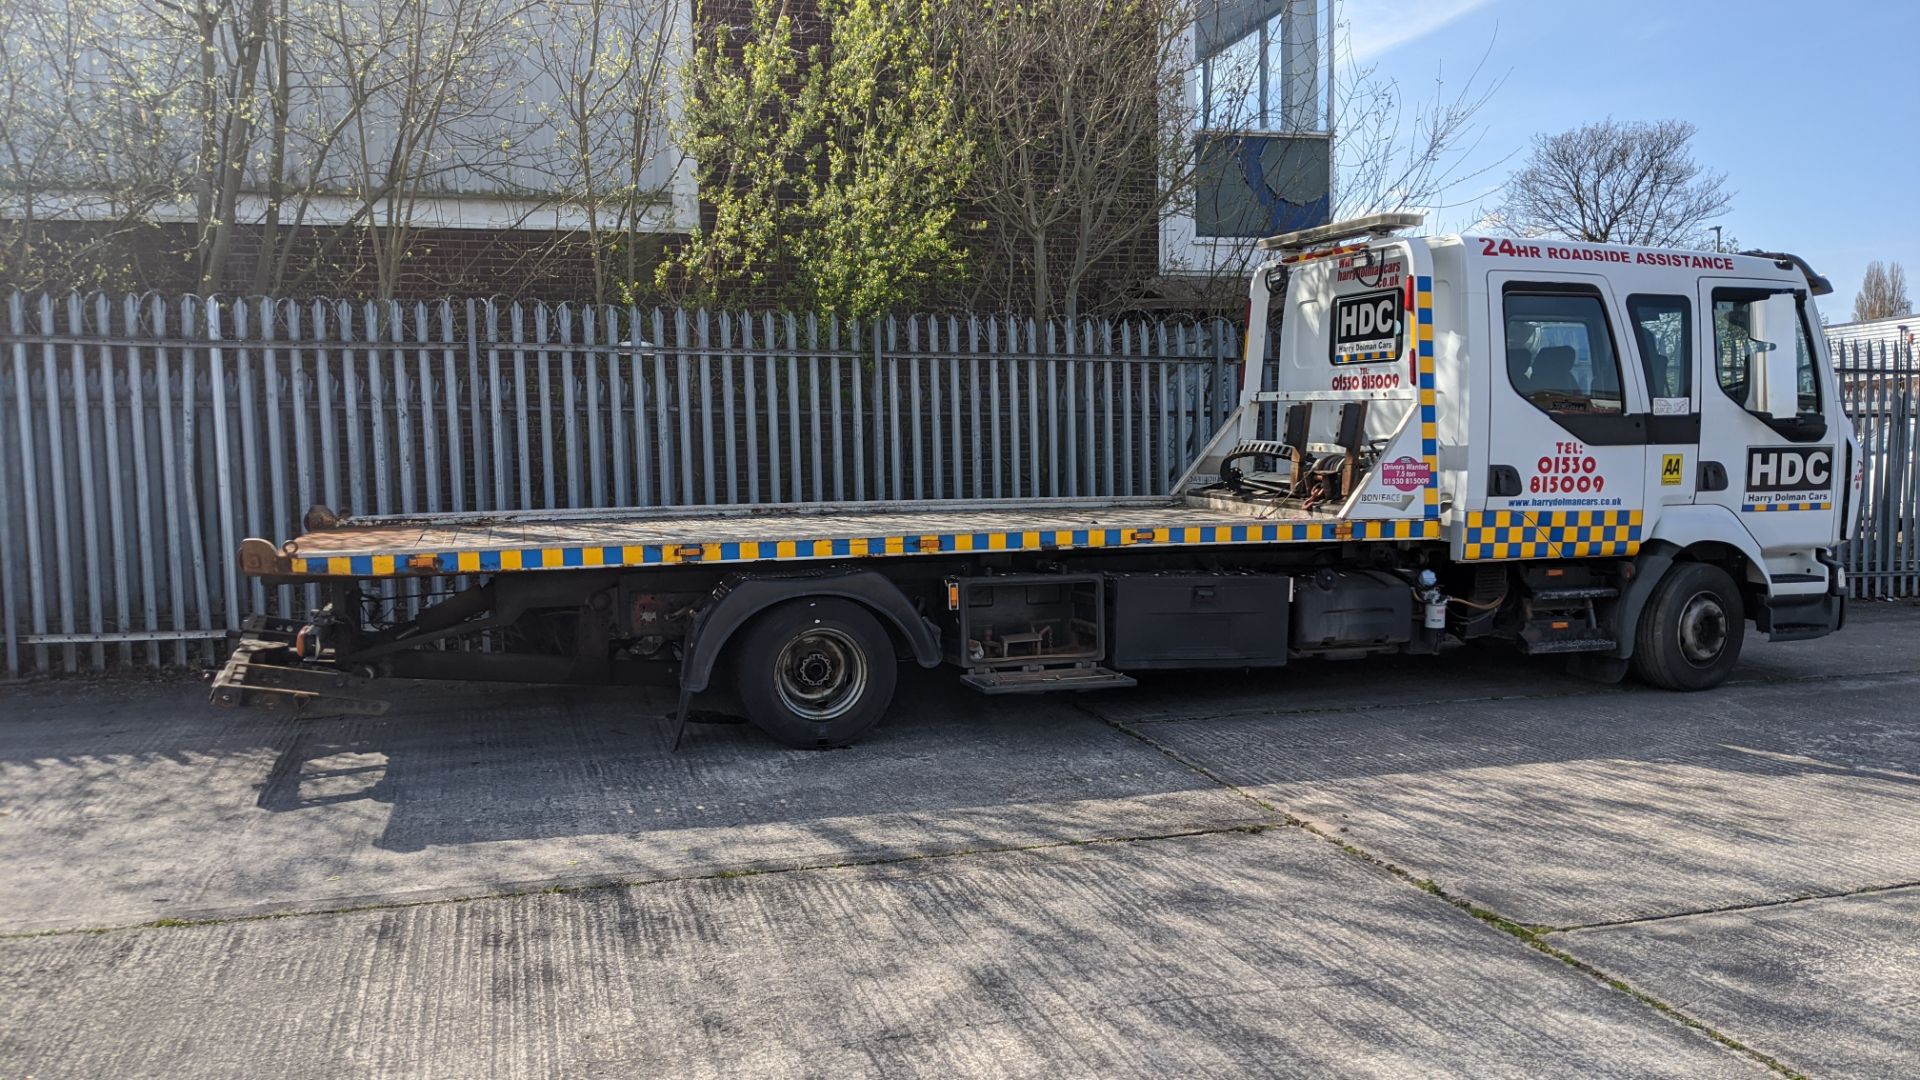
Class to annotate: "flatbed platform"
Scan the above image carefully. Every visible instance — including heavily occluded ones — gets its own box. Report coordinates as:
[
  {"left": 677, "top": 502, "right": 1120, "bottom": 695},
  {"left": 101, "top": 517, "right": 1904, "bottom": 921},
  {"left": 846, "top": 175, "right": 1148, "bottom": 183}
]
[{"left": 247, "top": 496, "right": 1442, "bottom": 580}]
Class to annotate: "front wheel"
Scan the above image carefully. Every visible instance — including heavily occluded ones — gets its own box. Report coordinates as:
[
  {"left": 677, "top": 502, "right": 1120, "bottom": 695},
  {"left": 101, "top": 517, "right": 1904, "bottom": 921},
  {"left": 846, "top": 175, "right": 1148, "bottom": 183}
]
[
  {"left": 1631, "top": 562, "right": 1745, "bottom": 691},
  {"left": 735, "top": 598, "right": 898, "bottom": 749}
]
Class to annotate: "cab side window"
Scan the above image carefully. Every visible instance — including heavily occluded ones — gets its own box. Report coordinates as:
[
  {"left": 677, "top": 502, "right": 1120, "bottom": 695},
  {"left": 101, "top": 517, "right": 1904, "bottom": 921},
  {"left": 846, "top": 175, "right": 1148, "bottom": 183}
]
[
  {"left": 1503, "top": 288, "right": 1625, "bottom": 416},
  {"left": 1791, "top": 301, "right": 1820, "bottom": 415},
  {"left": 1626, "top": 294, "right": 1691, "bottom": 401},
  {"left": 1712, "top": 289, "right": 1822, "bottom": 415}
]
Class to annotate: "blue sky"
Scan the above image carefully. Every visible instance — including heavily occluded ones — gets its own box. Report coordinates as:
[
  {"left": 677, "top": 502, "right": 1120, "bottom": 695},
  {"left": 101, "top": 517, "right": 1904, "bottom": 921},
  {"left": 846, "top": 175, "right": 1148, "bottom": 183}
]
[{"left": 1343, "top": 0, "right": 1920, "bottom": 322}]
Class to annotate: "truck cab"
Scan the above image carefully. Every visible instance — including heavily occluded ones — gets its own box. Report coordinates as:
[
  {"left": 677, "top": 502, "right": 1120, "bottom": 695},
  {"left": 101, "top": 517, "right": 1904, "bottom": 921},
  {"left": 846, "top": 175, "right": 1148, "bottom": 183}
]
[{"left": 1212, "top": 215, "right": 1857, "bottom": 678}]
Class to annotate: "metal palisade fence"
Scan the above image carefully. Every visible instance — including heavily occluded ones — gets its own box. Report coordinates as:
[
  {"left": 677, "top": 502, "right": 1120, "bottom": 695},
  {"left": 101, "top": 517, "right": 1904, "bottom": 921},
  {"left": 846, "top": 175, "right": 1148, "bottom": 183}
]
[
  {"left": 0, "top": 291, "right": 1237, "bottom": 674},
  {"left": 4, "top": 291, "right": 1916, "bottom": 678},
  {"left": 1835, "top": 338, "right": 1920, "bottom": 600}
]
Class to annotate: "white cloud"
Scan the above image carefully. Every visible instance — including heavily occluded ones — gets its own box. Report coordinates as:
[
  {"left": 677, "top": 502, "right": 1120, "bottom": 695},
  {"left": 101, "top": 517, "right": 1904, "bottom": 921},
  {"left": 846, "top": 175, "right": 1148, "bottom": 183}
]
[{"left": 1342, "top": 0, "right": 1495, "bottom": 64}]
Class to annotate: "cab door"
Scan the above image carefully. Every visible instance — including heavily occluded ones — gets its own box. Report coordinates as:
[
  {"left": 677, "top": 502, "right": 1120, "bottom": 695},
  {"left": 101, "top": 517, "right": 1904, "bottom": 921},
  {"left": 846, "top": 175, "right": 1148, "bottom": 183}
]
[
  {"left": 1470, "top": 272, "right": 1648, "bottom": 561},
  {"left": 1694, "top": 281, "right": 1843, "bottom": 578},
  {"left": 1620, "top": 293, "right": 1701, "bottom": 510}
]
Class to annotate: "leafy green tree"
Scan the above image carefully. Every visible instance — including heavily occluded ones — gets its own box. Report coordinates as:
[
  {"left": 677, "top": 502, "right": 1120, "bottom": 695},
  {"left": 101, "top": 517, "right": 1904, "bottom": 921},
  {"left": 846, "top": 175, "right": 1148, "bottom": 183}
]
[
  {"left": 657, "top": 0, "right": 807, "bottom": 306},
  {"left": 659, "top": 0, "right": 973, "bottom": 315},
  {"left": 789, "top": 0, "right": 972, "bottom": 315}
]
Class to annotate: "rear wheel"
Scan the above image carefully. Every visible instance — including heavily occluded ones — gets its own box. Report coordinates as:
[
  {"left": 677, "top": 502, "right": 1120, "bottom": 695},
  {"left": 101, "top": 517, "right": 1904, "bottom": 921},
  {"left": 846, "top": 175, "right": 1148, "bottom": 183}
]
[
  {"left": 1631, "top": 562, "right": 1745, "bottom": 690},
  {"left": 735, "top": 598, "right": 898, "bottom": 749}
]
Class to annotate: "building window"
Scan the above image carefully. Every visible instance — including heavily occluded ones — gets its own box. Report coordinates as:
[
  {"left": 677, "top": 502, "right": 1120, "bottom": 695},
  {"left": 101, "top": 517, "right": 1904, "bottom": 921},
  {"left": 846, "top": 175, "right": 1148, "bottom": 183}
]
[
  {"left": 1166, "top": 1, "right": 1329, "bottom": 267},
  {"left": 1195, "top": 0, "right": 1319, "bottom": 131}
]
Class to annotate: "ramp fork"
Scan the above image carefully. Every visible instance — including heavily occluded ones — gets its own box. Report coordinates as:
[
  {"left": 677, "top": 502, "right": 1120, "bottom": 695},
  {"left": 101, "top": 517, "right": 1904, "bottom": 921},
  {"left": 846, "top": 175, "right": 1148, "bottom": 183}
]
[{"left": 208, "top": 617, "right": 389, "bottom": 717}]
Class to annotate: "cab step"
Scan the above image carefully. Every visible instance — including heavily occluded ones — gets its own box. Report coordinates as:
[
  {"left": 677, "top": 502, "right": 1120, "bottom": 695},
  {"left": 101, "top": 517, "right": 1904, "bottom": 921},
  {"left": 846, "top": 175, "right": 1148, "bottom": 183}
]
[
  {"left": 960, "top": 663, "right": 1137, "bottom": 695},
  {"left": 1529, "top": 585, "right": 1620, "bottom": 603},
  {"left": 1519, "top": 635, "right": 1619, "bottom": 656}
]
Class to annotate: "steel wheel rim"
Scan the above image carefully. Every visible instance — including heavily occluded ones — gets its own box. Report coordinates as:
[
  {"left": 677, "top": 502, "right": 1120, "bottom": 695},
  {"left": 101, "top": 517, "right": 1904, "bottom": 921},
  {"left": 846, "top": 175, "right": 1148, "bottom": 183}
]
[
  {"left": 774, "top": 626, "right": 867, "bottom": 721},
  {"left": 1677, "top": 589, "right": 1729, "bottom": 667}
]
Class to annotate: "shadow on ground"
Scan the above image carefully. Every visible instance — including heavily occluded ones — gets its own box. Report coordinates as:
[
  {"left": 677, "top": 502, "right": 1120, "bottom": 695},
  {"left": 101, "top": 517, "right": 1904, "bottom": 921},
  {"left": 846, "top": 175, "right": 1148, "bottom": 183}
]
[{"left": 2, "top": 604, "right": 1917, "bottom": 935}]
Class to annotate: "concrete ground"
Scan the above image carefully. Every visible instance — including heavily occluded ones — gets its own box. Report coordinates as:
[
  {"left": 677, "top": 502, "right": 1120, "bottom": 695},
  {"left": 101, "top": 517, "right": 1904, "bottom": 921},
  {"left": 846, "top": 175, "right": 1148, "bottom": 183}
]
[{"left": 2, "top": 604, "right": 1917, "bottom": 1078}]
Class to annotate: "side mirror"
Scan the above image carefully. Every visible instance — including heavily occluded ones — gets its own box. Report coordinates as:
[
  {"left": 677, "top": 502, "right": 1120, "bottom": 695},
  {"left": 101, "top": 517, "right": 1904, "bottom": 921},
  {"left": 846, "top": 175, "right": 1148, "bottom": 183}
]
[{"left": 1750, "top": 293, "right": 1802, "bottom": 420}]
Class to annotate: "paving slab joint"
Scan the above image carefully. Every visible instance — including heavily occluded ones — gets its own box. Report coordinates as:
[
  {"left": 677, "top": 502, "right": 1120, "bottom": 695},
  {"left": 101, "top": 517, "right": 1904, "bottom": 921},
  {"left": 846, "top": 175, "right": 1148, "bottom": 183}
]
[
  {"left": 1294, "top": 817, "right": 1812, "bottom": 1078},
  {"left": 1548, "top": 879, "right": 1920, "bottom": 935},
  {"left": 1080, "top": 704, "right": 1815, "bottom": 1080},
  {"left": 1078, "top": 708, "right": 1293, "bottom": 818}
]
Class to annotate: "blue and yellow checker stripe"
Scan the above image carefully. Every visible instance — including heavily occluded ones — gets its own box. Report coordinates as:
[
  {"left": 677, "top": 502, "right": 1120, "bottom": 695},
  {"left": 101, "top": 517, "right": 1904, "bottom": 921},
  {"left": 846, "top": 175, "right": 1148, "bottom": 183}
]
[
  {"left": 1462, "top": 510, "right": 1643, "bottom": 562},
  {"left": 1333, "top": 348, "right": 1396, "bottom": 365},
  {"left": 1742, "top": 501, "right": 1831, "bottom": 512},
  {"left": 1414, "top": 275, "right": 1441, "bottom": 522},
  {"left": 283, "top": 520, "right": 1431, "bottom": 577},
  {"left": 1347, "top": 518, "right": 1444, "bottom": 541}
]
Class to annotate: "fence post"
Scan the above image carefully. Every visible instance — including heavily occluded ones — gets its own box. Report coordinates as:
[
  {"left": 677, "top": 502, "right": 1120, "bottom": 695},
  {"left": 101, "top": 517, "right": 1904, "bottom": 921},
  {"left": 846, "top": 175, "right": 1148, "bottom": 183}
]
[
  {"left": 92, "top": 294, "right": 130, "bottom": 663},
  {"left": 808, "top": 313, "right": 825, "bottom": 503},
  {"left": 1, "top": 292, "right": 30, "bottom": 675},
  {"left": 904, "top": 316, "right": 922, "bottom": 501},
  {"left": 155, "top": 297, "right": 193, "bottom": 667},
  {"left": 230, "top": 298, "right": 265, "bottom": 621},
  {"left": 125, "top": 294, "right": 162, "bottom": 667},
  {"left": 559, "top": 303, "right": 581, "bottom": 509}
]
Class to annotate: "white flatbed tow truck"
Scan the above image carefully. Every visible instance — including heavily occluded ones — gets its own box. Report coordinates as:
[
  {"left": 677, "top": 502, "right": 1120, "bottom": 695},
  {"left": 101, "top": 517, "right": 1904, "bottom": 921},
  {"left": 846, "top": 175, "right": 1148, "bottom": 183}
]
[{"left": 213, "top": 214, "right": 1859, "bottom": 748}]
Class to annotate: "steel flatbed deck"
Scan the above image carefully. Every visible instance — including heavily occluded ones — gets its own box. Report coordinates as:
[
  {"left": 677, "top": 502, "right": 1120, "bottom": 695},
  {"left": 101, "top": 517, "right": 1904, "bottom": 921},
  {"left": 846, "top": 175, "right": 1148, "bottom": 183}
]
[{"left": 244, "top": 496, "right": 1441, "bottom": 580}]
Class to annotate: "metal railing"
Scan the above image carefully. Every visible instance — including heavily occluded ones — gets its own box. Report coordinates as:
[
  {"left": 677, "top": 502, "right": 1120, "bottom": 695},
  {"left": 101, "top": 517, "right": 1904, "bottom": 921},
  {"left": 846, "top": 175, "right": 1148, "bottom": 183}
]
[
  {"left": 1836, "top": 338, "right": 1920, "bottom": 599},
  {"left": 0, "top": 291, "right": 1237, "bottom": 674}
]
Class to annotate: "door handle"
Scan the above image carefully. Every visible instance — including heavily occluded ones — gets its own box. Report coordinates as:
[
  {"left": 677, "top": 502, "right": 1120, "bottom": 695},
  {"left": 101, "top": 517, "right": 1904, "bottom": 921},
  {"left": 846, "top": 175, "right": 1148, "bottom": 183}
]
[
  {"left": 1487, "top": 465, "right": 1523, "bottom": 497},
  {"left": 1699, "top": 461, "right": 1729, "bottom": 491}
]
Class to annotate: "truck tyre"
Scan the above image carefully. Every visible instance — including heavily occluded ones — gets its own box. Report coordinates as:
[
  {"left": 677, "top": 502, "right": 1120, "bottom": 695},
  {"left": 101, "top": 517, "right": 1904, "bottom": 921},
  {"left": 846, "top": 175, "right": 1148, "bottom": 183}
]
[
  {"left": 735, "top": 598, "right": 898, "bottom": 749},
  {"left": 1631, "top": 562, "right": 1745, "bottom": 691}
]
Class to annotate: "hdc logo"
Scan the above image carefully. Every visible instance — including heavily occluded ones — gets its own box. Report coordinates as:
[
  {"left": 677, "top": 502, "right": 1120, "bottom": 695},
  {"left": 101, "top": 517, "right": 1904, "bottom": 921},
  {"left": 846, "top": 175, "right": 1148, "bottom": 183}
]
[
  {"left": 1746, "top": 446, "right": 1833, "bottom": 493},
  {"left": 1338, "top": 296, "right": 1397, "bottom": 340},
  {"left": 1331, "top": 289, "right": 1403, "bottom": 356}
]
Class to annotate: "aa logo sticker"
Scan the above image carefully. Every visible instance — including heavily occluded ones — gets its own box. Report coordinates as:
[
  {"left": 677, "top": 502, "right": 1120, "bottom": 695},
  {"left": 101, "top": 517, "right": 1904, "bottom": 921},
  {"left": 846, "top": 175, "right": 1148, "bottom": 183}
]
[{"left": 1660, "top": 454, "right": 1684, "bottom": 486}]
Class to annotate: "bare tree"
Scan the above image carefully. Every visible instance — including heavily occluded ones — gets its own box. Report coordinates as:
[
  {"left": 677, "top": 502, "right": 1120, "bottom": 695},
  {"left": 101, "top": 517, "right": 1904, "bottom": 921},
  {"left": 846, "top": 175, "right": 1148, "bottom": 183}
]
[
  {"left": 1333, "top": 44, "right": 1505, "bottom": 222},
  {"left": 526, "top": 0, "right": 680, "bottom": 302},
  {"left": 180, "top": 0, "right": 278, "bottom": 290},
  {"left": 1499, "top": 119, "right": 1730, "bottom": 247},
  {"left": 950, "top": 1, "right": 1501, "bottom": 320},
  {"left": 954, "top": 0, "right": 1240, "bottom": 321},
  {"left": 313, "top": 0, "right": 539, "bottom": 296},
  {"left": 5, "top": 0, "right": 687, "bottom": 299},
  {"left": 0, "top": 0, "right": 197, "bottom": 289},
  {"left": 3, "top": 0, "right": 297, "bottom": 291},
  {"left": 1854, "top": 261, "right": 1913, "bottom": 323}
]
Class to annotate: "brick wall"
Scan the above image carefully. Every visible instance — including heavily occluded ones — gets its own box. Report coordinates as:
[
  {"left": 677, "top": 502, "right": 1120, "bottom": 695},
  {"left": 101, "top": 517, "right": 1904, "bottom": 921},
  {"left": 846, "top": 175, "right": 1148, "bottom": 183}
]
[{"left": 0, "top": 218, "right": 673, "bottom": 303}]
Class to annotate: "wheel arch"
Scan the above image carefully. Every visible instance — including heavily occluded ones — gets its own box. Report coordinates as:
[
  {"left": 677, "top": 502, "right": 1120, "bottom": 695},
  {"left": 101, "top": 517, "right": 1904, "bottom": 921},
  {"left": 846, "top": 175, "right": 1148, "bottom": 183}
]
[
  {"left": 681, "top": 571, "right": 942, "bottom": 695},
  {"left": 1645, "top": 505, "right": 1771, "bottom": 586},
  {"left": 1612, "top": 535, "right": 1759, "bottom": 660}
]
